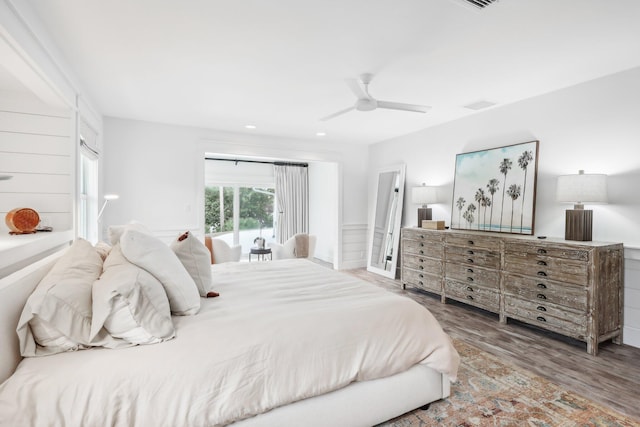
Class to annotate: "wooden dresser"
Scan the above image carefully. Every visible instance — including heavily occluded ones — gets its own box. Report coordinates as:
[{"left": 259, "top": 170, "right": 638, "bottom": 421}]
[{"left": 400, "top": 227, "right": 624, "bottom": 355}]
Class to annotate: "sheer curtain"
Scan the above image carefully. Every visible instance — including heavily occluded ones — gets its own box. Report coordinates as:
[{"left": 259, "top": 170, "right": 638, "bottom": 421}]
[{"left": 274, "top": 165, "right": 308, "bottom": 243}]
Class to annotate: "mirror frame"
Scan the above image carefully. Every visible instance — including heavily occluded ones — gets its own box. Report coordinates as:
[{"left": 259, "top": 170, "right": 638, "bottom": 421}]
[{"left": 367, "top": 163, "right": 406, "bottom": 279}]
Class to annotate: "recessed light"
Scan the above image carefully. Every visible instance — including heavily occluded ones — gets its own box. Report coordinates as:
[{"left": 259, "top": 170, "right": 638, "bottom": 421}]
[
  {"left": 316, "top": 132, "right": 326, "bottom": 137},
  {"left": 245, "top": 124, "right": 256, "bottom": 129}
]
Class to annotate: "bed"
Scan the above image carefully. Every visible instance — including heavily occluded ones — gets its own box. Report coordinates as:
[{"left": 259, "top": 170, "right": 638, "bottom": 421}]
[{"left": 0, "top": 238, "right": 459, "bottom": 427}]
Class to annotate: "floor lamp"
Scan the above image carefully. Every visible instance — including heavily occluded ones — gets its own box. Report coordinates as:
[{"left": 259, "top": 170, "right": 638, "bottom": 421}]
[{"left": 98, "top": 194, "right": 119, "bottom": 221}]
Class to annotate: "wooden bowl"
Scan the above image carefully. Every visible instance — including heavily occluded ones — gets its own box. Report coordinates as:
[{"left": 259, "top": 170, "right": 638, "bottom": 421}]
[{"left": 5, "top": 208, "right": 40, "bottom": 234}]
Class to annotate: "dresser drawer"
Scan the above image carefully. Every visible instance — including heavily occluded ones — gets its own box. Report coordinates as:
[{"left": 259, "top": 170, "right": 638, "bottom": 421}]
[
  {"left": 502, "top": 273, "right": 587, "bottom": 311},
  {"left": 402, "top": 228, "right": 444, "bottom": 244},
  {"left": 503, "top": 254, "right": 588, "bottom": 285},
  {"left": 445, "top": 279, "right": 499, "bottom": 312},
  {"left": 402, "top": 269, "right": 442, "bottom": 294},
  {"left": 445, "top": 245, "right": 500, "bottom": 269},
  {"left": 504, "top": 242, "right": 589, "bottom": 262},
  {"left": 445, "top": 234, "right": 501, "bottom": 251},
  {"left": 504, "top": 295, "right": 587, "bottom": 339},
  {"left": 403, "top": 255, "right": 442, "bottom": 276},
  {"left": 444, "top": 263, "right": 499, "bottom": 289},
  {"left": 403, "top": 239, "right": 444, "bottom": 258}
]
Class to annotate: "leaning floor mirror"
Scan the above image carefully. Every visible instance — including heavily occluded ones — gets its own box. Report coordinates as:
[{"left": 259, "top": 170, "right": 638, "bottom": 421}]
[{"left": 367, "top": 163, "right": 406, "bottom": 279}]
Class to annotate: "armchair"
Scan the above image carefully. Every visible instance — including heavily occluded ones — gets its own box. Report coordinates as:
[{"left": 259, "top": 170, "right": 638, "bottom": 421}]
[
  {"left": 204, "top": 236, "right": 242, "bottom": 263},
  {"left": 269, "top": 234, "right": 317, "bottom": 260}
]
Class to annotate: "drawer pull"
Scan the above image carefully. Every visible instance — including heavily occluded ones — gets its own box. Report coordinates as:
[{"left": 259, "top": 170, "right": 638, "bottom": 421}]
[
  {"left": 419, "top": 266, "right": 424, "bottom": 270},
  {"left": 468, "top": 240, "right": 475, "bottom": 245},
  {"left": 467, "top": 258, "right": 474, "bottom": 263},
  {"left": 466, "top": 286, "right": 474, "bottom": 292},
  {"left": 466, "top": 295, "right": 474, "bottom": 300},
  {"left": 537, "top": 260, "right": 547, "bottom": 266},
  {"left": 537, "top": 306, "right": 547, "bottom": 312},
  {"left": 419, "top": 274, "right": 424, "bottom": 278},
  {"left": 420, "top": 243, "right": 425, "bottom": 247},
  {"left": 536, "top": 316, "right": 547, "bottom": 322},
  {"left": 420, "top": 235, "right": 424, "bottom": 239},
  {"left": 419, "top": 258, "right": 424, "bottom": 263},
  {"left": 537, "top": 293, "right": 547, "bottom": 300},
  {"left": 419, "top": 281, "right": 423, "bottom": 286},
  {"left": 466, "top": 250, "right": 474, "bottom": 255},
  {"left": 466, "top": 277, "right": 474, "bottom": 282},
  {"left": 467, "top": 268, "right": 474, "bottom": 273},
  {"left": 537, "top": 271, "right": 547, "bottom": 277},
  {"left": 537, "top": 283, "right": 547, "bottom": 289},
  {"left": 537, "top": 249, "right": 547, "bottom": 255},
  {"left": 419, "top": 250, "right": 424, "bottom": 255}
]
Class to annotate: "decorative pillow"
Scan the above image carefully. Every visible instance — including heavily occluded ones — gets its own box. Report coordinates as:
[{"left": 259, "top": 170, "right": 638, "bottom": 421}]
[
  {"left": 91, "top": 245, "right": 175, "bottom": 346},
  {"left": 17, "top": 238, "right": 104, "bottom": 356},
  {"left": 171, "top": 231, "right": 216, "bottom": 297},
  {"left": 120, "top": 229, "right": 200, "bottom": 315},
  {"left": 94, "top": 241, "right": 112, "bottom": 261},
  {"left": 107, "top": 221, "right": 151, "bottom": 245}
]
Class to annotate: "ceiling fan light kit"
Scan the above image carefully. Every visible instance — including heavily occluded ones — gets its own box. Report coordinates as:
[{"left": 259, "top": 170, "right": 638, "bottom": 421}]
[{"left": 321, "top": 73, "right": 430, "bottom": 121}]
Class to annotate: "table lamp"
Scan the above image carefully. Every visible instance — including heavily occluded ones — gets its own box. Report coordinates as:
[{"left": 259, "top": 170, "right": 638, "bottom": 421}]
[
  {"left": 411, "top": 183, "right": 438, "bottom": 227},
  {"left": 556, "top": 170, "right": 607, "bottom": 241}
]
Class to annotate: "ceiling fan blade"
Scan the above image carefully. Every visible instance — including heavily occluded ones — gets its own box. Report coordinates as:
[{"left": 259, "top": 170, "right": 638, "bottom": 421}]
[
  {"left": 377, "top": 100, "right": 430, "bottom": 114},
  {"left": 345, "top": 78, "right": 370, "bottom": 99},
  {"left": 320, "top": 106, "right": 355, "bottom": 121}
]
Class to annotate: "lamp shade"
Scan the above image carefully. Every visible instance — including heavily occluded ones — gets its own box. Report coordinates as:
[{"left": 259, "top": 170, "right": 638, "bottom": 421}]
[
  {"left": 556, "top": 170, "right": 608, "bottom": 204},
  {"left": 411, "top": 185, "right": 438, "bottom": 205}
]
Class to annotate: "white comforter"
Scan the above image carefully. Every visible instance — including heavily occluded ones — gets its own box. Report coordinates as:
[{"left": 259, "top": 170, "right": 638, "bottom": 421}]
[{"left": 0, "top": 259, "right": 459, "bottom": 427}]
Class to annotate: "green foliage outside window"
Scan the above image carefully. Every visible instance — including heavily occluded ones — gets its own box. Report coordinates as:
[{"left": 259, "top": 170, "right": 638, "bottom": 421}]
[{"left": 204, "top": 186, "right": 274, "bottom": 233}]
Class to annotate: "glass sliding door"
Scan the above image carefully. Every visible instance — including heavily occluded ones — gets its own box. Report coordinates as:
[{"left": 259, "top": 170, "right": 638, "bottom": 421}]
[{"left": 204, "top": 184, "right": 275, "bottom": 258}]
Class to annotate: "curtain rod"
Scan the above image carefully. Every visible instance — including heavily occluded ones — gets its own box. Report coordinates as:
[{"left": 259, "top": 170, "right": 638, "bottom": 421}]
[{"left": 205, "top": 157, "right": 308, "bottom": 167}]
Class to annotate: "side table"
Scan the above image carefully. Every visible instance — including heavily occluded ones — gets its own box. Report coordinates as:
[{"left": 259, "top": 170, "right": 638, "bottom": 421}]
[{"left": 249, "top": 247, "right": 272, "bottom": 261}]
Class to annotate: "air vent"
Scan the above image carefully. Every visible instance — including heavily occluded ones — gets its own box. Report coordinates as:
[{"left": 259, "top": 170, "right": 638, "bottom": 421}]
[
  {"left": 462, "top": 0, "right": 499, "bottom": 8},
  {"left": 464, "top": 100, "right": 497, "bottom": 110}
]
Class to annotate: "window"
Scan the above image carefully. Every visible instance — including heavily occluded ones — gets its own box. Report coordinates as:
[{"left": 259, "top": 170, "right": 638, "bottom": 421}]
[
  {"left": 204, "top": 185, "right": 275, "bottom": 254},
  {"left": 78, "top": 123, "right": 99, "bottom": 242}
]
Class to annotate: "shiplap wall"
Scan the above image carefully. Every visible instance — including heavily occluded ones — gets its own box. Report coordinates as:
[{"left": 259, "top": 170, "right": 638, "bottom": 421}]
[{"left": 0, "top": 92, "right": 73, "bottom": 233}]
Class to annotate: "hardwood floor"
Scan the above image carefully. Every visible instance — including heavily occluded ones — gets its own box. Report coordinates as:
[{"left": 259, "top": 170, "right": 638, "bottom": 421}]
[{"left": 345, "top": 268, "right": 640, "bottom": 421}]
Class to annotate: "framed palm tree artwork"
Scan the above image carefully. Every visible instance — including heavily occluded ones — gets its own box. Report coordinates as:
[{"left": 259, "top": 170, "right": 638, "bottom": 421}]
[{"left": 451, "top": 140, "right": 539, "bottom": 235}]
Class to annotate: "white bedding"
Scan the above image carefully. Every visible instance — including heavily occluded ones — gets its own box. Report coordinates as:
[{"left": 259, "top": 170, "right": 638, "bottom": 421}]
[{"left": 0, "top": 259, "right": 459, "bottom": 427}]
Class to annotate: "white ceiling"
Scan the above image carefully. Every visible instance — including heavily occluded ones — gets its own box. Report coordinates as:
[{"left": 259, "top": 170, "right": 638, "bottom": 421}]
[{"left": 22, "top": 0, "right": 640, "bottom": 144}]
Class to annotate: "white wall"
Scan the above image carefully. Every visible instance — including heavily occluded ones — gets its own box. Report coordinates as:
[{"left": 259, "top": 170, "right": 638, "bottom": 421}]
[
  {"left": 102, "top": 117, "right": 368, "bottom": 268},
  {"left": 369, "top": 66, "right": 640, "bottom": 347},
  {"left": 309, "top": 161, "right": 339, "bottom": 265}
]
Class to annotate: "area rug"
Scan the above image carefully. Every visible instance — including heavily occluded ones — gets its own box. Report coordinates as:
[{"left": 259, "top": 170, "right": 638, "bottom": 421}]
[{"left": 380, "top": 339, "right": 640, "bottom": 427}]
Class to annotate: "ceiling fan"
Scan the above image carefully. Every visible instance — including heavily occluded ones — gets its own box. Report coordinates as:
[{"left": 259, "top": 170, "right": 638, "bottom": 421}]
[{"left": 321, "top": 73, "right": 430, "bottom": 121}]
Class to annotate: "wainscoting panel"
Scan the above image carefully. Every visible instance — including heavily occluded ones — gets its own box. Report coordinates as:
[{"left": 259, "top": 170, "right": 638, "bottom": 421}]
[{"left": 340, "top": 224, "right": 367, "bottom": 270}]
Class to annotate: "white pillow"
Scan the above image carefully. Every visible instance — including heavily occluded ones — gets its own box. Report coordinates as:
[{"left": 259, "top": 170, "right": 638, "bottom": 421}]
[
  {"left": 120, "top": 229, "right": 200, "bottom": 315},
  {"left": 17, "top": 239, "right": 103, "bottom": 356},
  {"left": 92, "top": 245, "right": 174, "bottom": 345},
  {"left": 170, "top": 231, "right": 215, "bottom": 297},
  {"left": 107, "top": 221, "right": 151, "bottom": 245}
]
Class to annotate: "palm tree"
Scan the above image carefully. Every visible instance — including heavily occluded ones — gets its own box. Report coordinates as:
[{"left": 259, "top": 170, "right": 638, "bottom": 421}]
[
  {"left": 474, "top": 188, "right": 485, "bottom": 230},
  {"left": 481, "top": 195, "right": 491, "bottom": 230},
  {"left": 464, "top": 204, "right": 476, "bottom": 229},
  {"left": 506, "top": 184, "right": 521, "bottom": 232},
  {"left": 498, "top": 158, "right": 512, "bottom": 231},
  {"left": 455, "top": 197, "right": 466, "bottom": 228},
  {"left": 518, "top": 150, "right": 534, "bottom": 233},
  {"left": 486, "top": 178, "right": 499, "bottom": 231}
]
